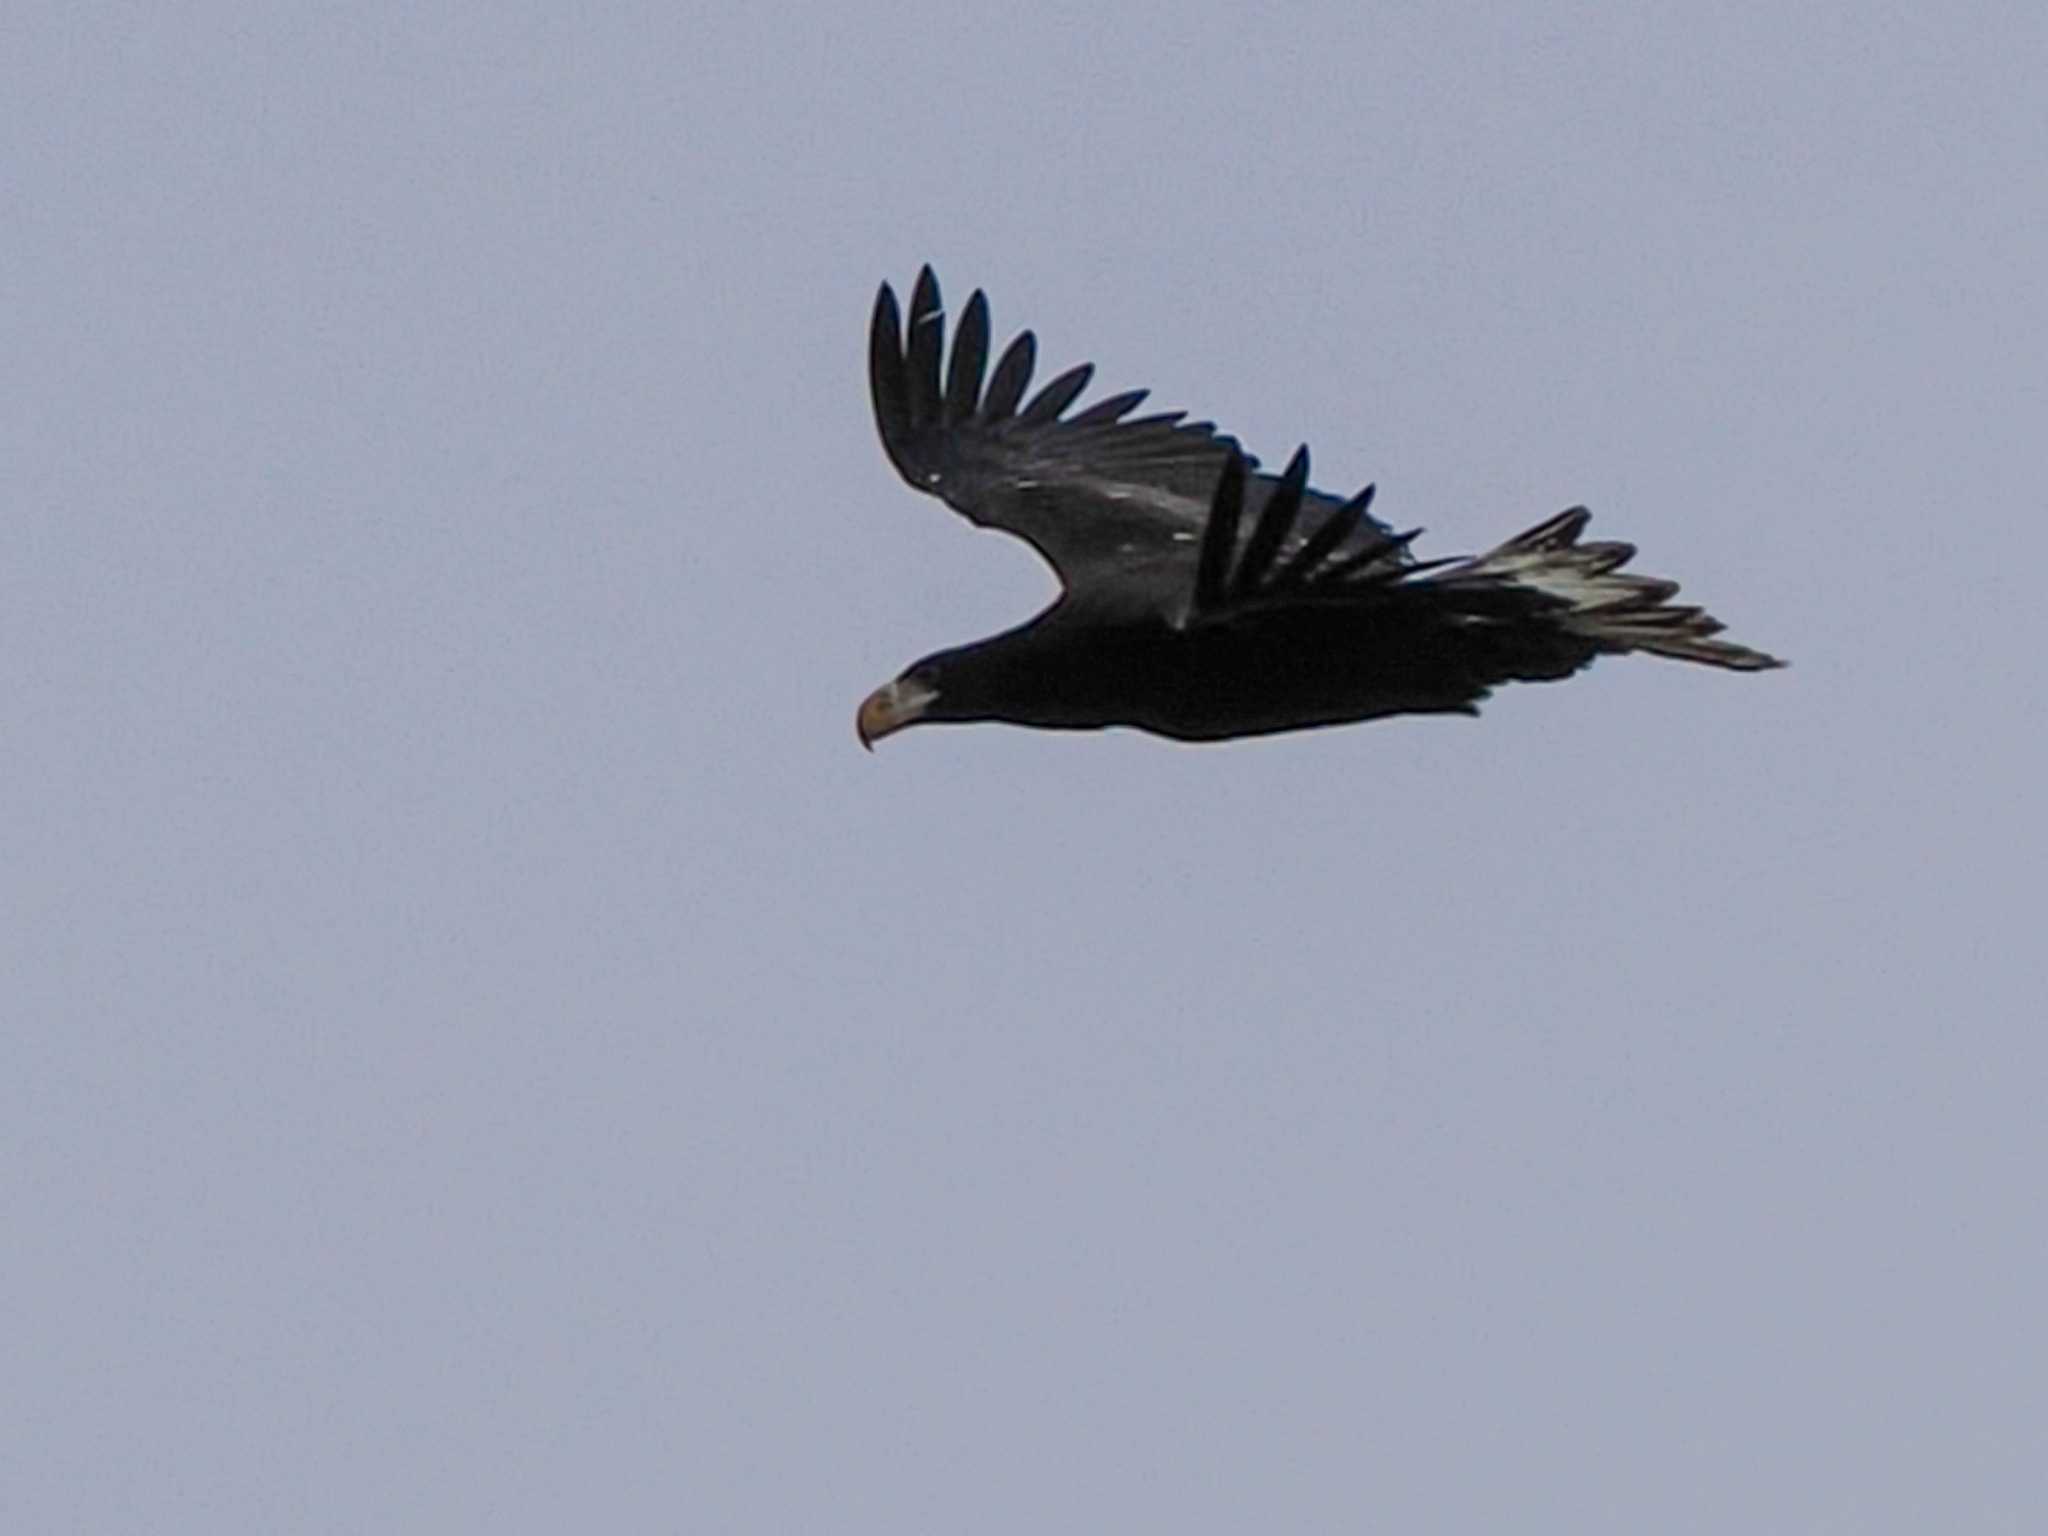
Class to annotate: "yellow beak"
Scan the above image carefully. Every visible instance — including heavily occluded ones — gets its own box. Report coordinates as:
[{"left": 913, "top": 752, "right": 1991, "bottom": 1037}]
[{"left": 856, "top": 677, "right": 938, "bottom": 750}]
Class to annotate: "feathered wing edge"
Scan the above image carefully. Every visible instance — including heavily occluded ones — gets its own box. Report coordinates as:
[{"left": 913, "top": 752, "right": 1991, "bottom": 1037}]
[
  {"left": 869, "top": 267, "right": 1241, "bottom": 488},
  {"left": 1191, "top": 447, "right": 1784, "bottom": 671},
  {"left": 1191, "top": 446, "right": 1445, "bottom": 617}
]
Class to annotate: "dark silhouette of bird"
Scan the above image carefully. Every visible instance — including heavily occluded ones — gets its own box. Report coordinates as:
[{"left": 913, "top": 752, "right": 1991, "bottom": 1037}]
[{"left": 859, "top": 267, "right": 1781, "bottom": 748}]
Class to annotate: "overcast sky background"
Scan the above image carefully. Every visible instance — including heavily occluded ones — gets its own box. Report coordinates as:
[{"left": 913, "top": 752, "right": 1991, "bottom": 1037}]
[{"left": 6, "top": 4, "right": 2044, "bottom": 1530}]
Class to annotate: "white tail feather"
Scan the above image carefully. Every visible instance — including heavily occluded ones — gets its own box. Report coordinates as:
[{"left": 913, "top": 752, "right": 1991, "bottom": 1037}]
[{"left": 1462, "top": 508, "right": 1783, "bottom": 671}]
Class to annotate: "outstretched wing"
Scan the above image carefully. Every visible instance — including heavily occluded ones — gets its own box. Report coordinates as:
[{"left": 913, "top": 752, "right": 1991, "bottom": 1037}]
[{"left": 869, "top": 267, "right": 1394, "bottom": 602}]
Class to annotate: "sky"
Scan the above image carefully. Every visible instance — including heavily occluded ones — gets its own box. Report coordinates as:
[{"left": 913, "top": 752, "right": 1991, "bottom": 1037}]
[{"left": 5, "top": 3, "right": 2045, "bottom": 1530}]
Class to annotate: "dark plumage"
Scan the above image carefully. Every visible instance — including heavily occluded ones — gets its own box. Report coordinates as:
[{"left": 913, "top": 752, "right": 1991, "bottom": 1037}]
[{"left": 857, "top": 267, "right": 1781, "bottom": 748}]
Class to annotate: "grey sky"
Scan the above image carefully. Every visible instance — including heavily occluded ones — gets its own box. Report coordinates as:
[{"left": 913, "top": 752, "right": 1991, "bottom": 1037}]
[{"left": 5, "top": 3, "right": 2044, "bottom": 1530}]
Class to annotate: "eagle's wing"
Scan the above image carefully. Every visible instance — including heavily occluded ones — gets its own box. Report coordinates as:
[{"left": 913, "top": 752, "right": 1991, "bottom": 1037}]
[{"left": 870, "top": 268, "right": 1394, "bottom": 605}]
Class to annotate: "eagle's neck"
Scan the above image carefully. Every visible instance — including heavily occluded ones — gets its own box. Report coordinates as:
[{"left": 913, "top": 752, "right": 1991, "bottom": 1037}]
[{"left": 923, "top": 604, "right": 1176, "bottom": 732}]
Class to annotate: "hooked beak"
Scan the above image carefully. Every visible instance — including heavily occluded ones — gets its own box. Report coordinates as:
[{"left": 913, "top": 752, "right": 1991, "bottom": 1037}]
[{"left": 856, "top": 677, "right": 938, "bottom": 750}]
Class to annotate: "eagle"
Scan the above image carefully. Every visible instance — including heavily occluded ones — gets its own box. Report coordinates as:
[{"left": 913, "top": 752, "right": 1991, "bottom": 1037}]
[{"left": 858, "top": 268, "right": 1781, "bottom": 748}]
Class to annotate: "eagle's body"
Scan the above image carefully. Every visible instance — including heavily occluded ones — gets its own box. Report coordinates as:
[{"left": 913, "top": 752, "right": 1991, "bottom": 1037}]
[{"left": 858, "top": 269, "right": 1780, "bottom": 748}]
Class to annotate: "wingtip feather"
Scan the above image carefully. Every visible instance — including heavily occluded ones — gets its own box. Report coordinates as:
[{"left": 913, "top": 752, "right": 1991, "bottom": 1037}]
[
  {"left": 944, "top": 289, "right": 990, "bottom": 425},
  {"left": 869, "top": 281, "right": 910, "bottom": 445},
  {"left": 1232, "top": 446, "right": 1310, "bottom": 596},
  {"left": 1019, "top": 362, "right": 1095, "bottom": 424},
  {"left": 982, "top": 331, "right": 1036, "bottom": 420},
  {"left": 1194, "top": 451, "right": 1249, "bottom": 611},
  {"left": 904, "top": 268, "right": 944, "bottom": 427}
]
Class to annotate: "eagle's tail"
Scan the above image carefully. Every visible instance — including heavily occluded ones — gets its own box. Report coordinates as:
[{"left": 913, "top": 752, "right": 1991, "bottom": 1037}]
[{"left": 1466, "top": 508, "right": 1784, "bottom": 671}]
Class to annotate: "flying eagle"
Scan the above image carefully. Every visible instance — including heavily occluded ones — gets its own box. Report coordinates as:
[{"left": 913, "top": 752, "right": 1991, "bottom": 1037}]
[{"left": 858, "top": 268, "right": 1781, "bottom": 748}]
